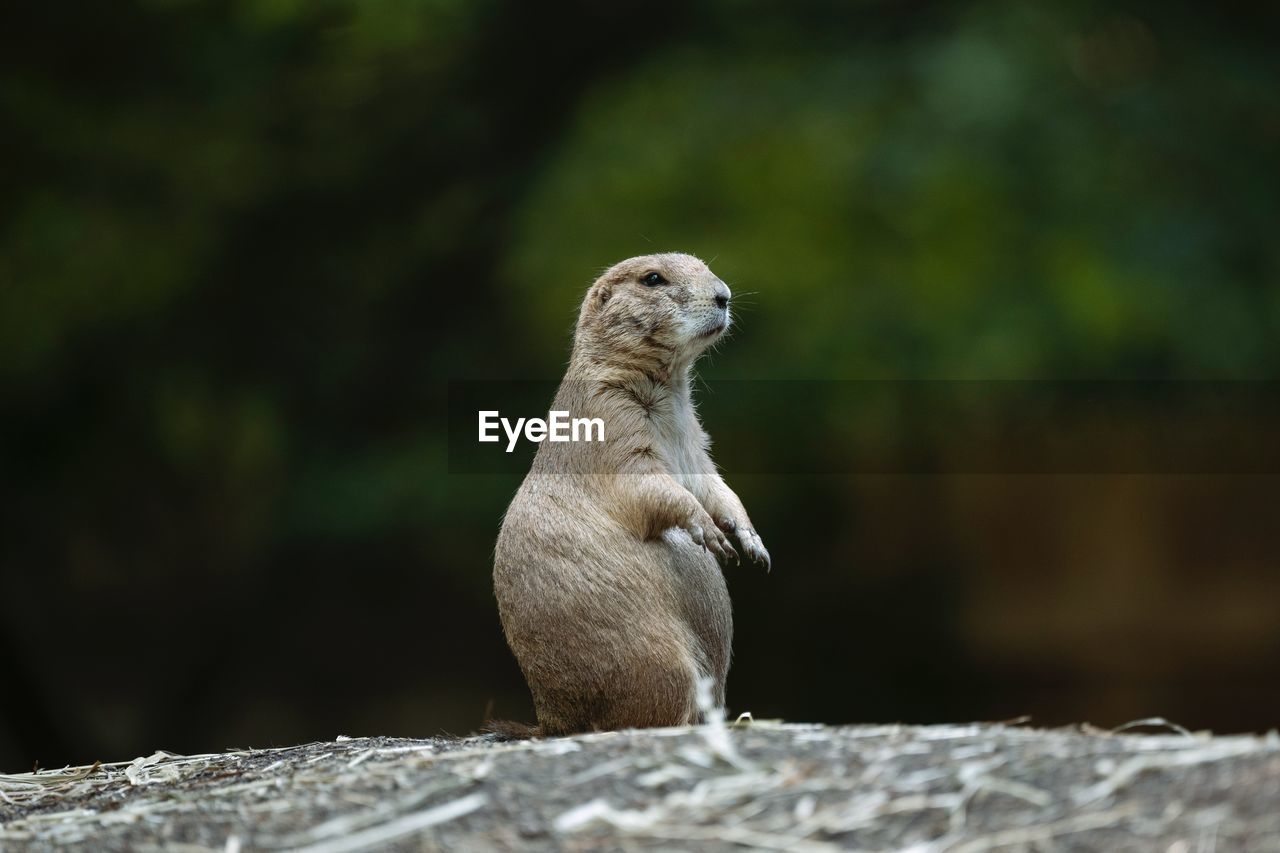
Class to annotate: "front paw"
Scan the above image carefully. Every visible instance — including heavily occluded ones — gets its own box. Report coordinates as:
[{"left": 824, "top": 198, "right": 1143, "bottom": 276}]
[
  {"left": 714, "top": 517, "right": 770, "bottom": 570},
  {"left": 729, "top": 523, "right": 770, "bottom": 571},
  {"left": 684, "top": 513, "right": 738, "bottom": 565}
]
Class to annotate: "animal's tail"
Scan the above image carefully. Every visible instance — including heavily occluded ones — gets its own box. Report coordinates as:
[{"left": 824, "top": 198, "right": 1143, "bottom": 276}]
[{"left": 482, "top": 719, "right": 541, "bottom": 740}]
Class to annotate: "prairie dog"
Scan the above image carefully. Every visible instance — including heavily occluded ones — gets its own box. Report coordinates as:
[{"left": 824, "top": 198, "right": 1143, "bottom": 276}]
[{"left": 493, "top": 253, "right": 769, "bottom": 736}]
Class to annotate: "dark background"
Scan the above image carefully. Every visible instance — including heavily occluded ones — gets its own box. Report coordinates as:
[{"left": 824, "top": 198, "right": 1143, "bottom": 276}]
[{"left": 3, "top": 0, "right": 1279, "bottom": 772}]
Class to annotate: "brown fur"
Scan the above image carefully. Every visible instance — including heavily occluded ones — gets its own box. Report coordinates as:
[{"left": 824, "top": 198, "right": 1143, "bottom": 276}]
[{"left": 493, "top": 253, "right": 770, "bottom": 736}]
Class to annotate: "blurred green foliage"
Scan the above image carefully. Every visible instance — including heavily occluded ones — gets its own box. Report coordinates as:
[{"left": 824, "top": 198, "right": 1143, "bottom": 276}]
[
  {"left": 2, "top": 0, "right": 1278, "bottom": 769},
  {"left": 505, "top": 5, "right": 1279, "bottom": 377}
]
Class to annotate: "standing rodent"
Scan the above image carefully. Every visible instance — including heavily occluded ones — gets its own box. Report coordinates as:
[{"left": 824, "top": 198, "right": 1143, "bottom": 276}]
[{"left": 492, "top": 253, "right": 769, "bottom": 737}]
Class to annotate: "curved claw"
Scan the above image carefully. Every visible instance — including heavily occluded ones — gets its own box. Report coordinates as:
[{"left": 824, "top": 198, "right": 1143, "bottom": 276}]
[
  {"left": 685, "top": 519, "right": 747, "bottom": 566},
  {"left": 736, "top": 527, "right": 772, "bottom": 572},
  {"left": 706, "top": 532, "right": 730, "bottom": 562}
]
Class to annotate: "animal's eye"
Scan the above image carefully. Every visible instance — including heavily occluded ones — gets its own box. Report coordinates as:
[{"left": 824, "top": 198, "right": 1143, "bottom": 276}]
[{"left": 641, "top": 272, "right": 667, "bottom": 287}]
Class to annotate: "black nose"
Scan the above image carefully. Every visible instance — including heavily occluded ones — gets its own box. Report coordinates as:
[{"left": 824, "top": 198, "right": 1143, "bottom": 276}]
[{"left": 714, "top": 294, "right": 728, "bottom": 310}]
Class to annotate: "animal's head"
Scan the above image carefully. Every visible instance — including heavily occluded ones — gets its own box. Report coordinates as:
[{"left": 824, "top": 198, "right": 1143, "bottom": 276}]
[{"left": 576, "top": 253, "right": 732, "bottom": 373}]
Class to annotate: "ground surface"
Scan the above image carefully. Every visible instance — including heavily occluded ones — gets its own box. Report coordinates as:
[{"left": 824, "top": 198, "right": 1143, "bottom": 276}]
[{"left": 1, "top": 720, "right": 1278, "bottom": 851}]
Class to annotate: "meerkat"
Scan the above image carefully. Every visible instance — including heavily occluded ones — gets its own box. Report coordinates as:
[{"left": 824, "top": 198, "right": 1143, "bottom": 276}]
[{"left": 492, "top": 253, "right": 769, "bottom": 736}]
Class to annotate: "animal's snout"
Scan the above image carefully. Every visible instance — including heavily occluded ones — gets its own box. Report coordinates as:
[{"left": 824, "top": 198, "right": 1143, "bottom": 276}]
[{"left": 712, "top": 281, "right": 730, "bottom": 310}]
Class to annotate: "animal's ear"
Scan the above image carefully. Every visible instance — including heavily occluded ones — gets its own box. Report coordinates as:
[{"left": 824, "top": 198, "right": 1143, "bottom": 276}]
[{"left": 581, "top": 281, "right": 612, "bottom": 322}]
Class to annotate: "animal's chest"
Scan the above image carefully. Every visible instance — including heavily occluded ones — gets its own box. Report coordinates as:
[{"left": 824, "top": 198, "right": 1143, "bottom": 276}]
[{"left": 651, "top": 396, "right": 703, "bottom": 488}]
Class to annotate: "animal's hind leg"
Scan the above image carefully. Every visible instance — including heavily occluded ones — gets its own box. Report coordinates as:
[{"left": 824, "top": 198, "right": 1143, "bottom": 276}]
[{"left": 596, "top": 651, "right": 700, "bottom": 730}]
